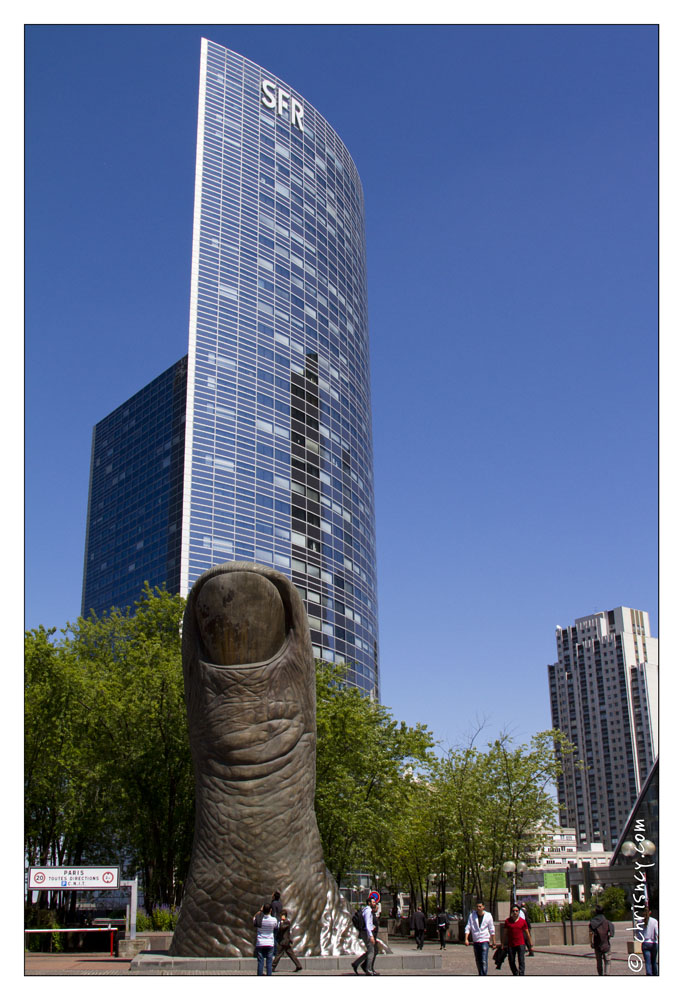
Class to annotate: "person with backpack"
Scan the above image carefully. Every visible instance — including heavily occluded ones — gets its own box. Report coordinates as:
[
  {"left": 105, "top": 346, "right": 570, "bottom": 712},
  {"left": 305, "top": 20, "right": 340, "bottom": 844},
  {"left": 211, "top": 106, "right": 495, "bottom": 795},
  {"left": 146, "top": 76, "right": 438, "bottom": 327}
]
[
  {"left": 589, "top": 904, "right": 615, "bottom": 976},
  {"left": 351, "top": 895, "right": 379, "bottom": 976},
  {"left": 436, "top": 909, "right": 450, "bottom": 949}
]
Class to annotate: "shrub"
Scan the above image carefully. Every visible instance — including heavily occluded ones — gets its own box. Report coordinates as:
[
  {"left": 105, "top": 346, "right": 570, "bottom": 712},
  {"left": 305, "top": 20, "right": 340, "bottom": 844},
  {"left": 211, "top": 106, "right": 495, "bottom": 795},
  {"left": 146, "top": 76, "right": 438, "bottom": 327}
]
[
  {"left": 136, "top": 906, "right": 178, "bottom": 933},
  {"left": 24, "top": 907, "right": 63, "bottom": 952},
  {"left": 561, "top": 888, "right": 629, "bottom": 922},
  {"left": 524, "top": 903, "right": 544, "bottom": 924},
  {"left": 600, "top": 886, "right": 630, "bottom": 921}
]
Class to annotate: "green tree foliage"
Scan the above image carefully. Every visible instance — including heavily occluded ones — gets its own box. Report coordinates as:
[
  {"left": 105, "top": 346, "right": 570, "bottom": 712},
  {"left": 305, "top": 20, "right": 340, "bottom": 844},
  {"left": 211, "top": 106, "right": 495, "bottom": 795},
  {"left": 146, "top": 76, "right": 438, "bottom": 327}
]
[
  {"left": 314, "top": 662, "right": 434, "bottom": 885},
  {"left": 566, "top": 886, "right": 630, "bottom": 921},
  {"left": 430, "top": 729, "right": 579, "bottom": 912},
  {"left": 25, "top": 625, "right": 120, "bottom": 892},
  {"left": 373, "top": 728, "right": 581, "bottom": 915},
  {"left": 25, "top": 588, "right": 193, "bottom": 912},
  {"left": 378, "top": 775, "right": 435, "bottom": 910}
]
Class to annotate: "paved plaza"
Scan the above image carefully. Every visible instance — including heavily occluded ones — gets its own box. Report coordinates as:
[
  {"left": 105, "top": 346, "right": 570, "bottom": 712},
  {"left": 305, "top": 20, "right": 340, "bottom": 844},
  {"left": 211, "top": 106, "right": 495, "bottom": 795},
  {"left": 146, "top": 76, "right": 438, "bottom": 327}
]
[{"left": 25, "top": 936, "right": 648, "bottom": 977}]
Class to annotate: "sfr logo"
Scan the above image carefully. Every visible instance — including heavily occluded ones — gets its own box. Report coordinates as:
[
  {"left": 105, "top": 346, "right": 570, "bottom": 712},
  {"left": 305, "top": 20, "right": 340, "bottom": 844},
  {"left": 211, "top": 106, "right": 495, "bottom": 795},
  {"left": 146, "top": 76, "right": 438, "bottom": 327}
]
[{"left": 261, "top": 79, "right": 304, "bottom": 132}]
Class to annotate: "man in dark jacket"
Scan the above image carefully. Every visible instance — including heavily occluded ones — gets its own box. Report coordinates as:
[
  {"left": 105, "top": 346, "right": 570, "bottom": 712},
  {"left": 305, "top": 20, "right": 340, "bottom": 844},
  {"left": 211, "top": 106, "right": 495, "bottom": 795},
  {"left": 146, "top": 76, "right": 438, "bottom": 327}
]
[
  {"left": 410, "top": 907, "right": 427, "bottom": 950},
  {"left": 436, "top": 909, "right": 450, "bottom": 949},
  {"left": 589, "top": 905, "right": 615, "bottom": 976},
  {"left": 272, "top": 910, "right": 302, "bottom": 972}
]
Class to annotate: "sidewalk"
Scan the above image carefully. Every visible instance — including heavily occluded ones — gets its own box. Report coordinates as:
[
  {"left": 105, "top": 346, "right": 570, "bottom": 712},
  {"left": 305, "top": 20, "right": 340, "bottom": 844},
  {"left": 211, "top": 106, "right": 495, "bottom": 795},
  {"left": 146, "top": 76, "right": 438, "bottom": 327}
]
[
  {"left": 25, "top": 939, "right": 646, "bottom": 976},
  {"left": 25, "top": 953, "right": 134, "bottom": 976}
]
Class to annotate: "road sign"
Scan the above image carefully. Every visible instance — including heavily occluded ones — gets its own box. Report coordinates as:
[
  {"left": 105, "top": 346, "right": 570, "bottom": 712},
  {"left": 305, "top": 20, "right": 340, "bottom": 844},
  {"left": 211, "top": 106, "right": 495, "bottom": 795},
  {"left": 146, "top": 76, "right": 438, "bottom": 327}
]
[{"left": 28, "top": 866, "right": 120, "bottom": 890}]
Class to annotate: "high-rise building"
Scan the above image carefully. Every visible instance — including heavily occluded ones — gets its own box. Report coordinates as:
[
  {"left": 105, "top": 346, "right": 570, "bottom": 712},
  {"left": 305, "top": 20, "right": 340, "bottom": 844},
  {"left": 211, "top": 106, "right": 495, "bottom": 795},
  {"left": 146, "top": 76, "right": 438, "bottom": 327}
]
[
  {"left": 82, "top": 357, "right": 188, "bottom": 616},
  {"left": 82, "top": 39, "right": 379, "bottom": 695},
  {"left": 547, "top": 607, "right": 658, "bottom": 849}
]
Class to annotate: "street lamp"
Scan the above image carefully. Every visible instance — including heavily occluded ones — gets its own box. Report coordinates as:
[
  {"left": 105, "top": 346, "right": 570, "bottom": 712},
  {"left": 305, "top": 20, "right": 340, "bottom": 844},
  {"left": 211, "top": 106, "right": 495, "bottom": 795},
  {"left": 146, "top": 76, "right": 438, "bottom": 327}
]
[
  {"left": 621, "top": 839, "right": 656, "bottom": 857},
  {"left": 502, "top": 861, "right": 527, "bottom": 907},
  {"left": 621, "top": 839, "right": 657, "bottom": 906}
]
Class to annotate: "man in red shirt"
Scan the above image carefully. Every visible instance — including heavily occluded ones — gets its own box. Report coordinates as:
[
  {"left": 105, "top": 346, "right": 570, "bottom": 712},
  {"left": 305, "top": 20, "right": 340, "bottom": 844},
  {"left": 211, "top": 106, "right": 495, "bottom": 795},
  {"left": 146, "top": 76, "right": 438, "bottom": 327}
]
[{"left": 502, "top": 905, "right": 533, "bottom": 976}]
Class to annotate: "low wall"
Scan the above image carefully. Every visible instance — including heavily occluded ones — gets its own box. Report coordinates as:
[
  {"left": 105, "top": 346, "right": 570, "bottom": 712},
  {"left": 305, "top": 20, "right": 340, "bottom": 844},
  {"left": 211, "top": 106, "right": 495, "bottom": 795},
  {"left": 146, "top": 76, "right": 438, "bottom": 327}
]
[
  {"left": 119, "top": 933, "right": 173, "bottom": 958},
  {"left": 120, "top": 928, "right": 389, "bottom": 960},
  {"left": 389, "top": 919, "right": 594, "bottom": 946},
  {"left": 500, "top": 921, "right": 591, "bottom": 946}
]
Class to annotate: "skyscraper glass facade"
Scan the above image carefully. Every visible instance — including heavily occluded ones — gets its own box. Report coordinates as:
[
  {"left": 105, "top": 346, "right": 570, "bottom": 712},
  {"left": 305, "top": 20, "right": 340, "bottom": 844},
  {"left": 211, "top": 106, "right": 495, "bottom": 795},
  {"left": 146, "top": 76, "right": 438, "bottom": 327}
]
[
  {"left": 82, "top": 40, "right": 379, "bottom": 695},
  {"left": 82, "top": 357, "right": 187, "bottom": 615}
]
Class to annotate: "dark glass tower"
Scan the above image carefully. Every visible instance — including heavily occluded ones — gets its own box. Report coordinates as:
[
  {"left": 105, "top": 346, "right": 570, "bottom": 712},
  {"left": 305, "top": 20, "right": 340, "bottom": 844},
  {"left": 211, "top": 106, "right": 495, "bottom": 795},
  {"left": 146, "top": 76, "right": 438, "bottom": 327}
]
[
  {"left": 82, "top": 358, "right": 187, "bottom": 616},
  {"left": 82, "top": 40, "right": 379, "bottom": 695}
]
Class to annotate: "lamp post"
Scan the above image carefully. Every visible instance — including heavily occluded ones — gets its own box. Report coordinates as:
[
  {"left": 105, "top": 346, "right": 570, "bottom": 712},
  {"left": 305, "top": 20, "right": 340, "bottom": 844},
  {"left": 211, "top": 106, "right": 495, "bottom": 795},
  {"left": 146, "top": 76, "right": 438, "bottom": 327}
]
[
  {"left": 502, "top": 861, "right": 528, "bottom": 907},
  {"left": 428, "top": 874, "right": 436, "bottom": 914},
  {"left": 438, "top": 872, "right": 446, "bottom": 913}
]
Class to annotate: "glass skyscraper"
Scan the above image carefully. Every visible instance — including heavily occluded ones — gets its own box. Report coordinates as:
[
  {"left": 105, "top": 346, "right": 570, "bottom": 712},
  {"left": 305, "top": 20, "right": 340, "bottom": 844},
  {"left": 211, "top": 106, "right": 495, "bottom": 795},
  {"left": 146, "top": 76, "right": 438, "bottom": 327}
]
[{"left": 82, "top": 39, "right": 379, "bottom": 695}]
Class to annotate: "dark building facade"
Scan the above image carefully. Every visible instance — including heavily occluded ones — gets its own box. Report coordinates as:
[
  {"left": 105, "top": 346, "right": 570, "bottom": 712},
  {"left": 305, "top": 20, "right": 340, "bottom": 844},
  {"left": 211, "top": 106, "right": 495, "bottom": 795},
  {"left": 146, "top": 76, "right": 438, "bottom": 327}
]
[{"left": 82, "top": 358, "right": 187, "bottom": 616}]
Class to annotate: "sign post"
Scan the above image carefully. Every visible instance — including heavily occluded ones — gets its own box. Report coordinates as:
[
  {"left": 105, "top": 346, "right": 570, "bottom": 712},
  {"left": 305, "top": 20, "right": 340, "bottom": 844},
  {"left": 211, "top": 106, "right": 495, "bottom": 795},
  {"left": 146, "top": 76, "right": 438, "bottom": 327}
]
[
  {"left": 121, "top": 878, "right": 138, "bottom": 940},
  {"left": 27, "top": 867, "right": 132, "bottom": 947}
]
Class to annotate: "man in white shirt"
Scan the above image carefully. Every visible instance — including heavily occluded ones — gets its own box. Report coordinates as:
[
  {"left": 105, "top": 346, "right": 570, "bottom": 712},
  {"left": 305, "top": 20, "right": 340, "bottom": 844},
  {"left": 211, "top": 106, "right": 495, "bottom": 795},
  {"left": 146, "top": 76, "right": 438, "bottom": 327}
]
[
  {"left": 352, "top": 897, "right": 379, "bottom": 976},
  {"left": 253, "top": 902, "right": 279, "bottom": 976},
  {"left": 465, "top": 900, "right": 496, "bottom": 976},
  {"left": 642, "top": 907, "right": 658, "bottom": 976}
]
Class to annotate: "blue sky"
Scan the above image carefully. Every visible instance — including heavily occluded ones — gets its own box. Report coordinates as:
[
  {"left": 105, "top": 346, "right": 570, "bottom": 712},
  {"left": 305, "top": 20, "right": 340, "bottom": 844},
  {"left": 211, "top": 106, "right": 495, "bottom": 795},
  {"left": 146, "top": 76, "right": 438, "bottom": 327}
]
[{"left": 25, "top": 23, "right": 658, "bottom": 750}]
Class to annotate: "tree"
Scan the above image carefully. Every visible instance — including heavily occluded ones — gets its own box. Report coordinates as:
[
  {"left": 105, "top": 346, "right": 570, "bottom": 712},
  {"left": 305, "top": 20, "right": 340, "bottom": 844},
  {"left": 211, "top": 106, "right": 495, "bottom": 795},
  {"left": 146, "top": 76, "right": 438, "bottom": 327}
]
[
  {"left": 66, "top": 586, "right": 193, "bottom": 910},
  {"left": 433, "top": 729, "right": 580, "bottom": 912},
  {"left": 25, "top": 587, "right": 194, "bottom": 912},
  {"left": 377, "top": 776, "right": 442, "bottom": 912},
  {"left": 25, "top": 625, "right": 121, "bottom": 917},
  {"left": 314, "top": 662, "right": 434, "bottom": 885}
]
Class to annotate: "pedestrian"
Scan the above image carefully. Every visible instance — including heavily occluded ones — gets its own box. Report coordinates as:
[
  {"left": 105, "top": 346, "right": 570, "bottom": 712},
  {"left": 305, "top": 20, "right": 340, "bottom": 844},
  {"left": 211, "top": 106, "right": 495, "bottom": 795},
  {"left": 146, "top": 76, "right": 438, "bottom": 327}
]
[
  {"left": 589, "top": 904, "right": 614, "bottom": 976},
  {"left": 410, "top": 906, "right": 426, "bottom": 950},
  {"left": 272, "top": 909, "right": 303, "bottom": 973},
  {"left": 351, "top": 895, "right": 380, "bottom": 976},
  {"left": 641, "top": 907, "right": 658, "bottom": 976},
  {"left": 518, "top": 905, "right": 534, "bottom": 956},
  {"left": 502, "top": 904, "right": 532, "bottom": 976},
  {"left": 436, "top": 908, "right": 450, "bottom": 950},
  {"left": 270, "top": 892, "right": 282, "bottom": 962},
  {"left": 465, "top": 900, "right": 497, "bottom": 975},
  {"left": 253, "top": 902, "right": 279, "bottom": 976}
]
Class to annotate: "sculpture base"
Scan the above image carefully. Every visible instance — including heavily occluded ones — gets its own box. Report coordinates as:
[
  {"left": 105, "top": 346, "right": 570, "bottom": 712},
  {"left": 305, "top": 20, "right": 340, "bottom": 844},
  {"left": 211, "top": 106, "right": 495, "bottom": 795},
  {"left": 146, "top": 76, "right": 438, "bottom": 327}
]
[{"left": 130, "top": 949, "right": 443, "bottom": 975}]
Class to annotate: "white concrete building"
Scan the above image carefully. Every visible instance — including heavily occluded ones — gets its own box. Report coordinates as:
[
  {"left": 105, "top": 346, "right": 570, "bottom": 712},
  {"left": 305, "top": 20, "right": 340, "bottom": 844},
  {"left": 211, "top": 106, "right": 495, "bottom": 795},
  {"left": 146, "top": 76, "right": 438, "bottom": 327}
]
[
  {"left": 547, "top": 607, "right": 658, "bottom": 850},
  {"left": 516, "top": 827, "right": 613, "bottom": 907}
]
